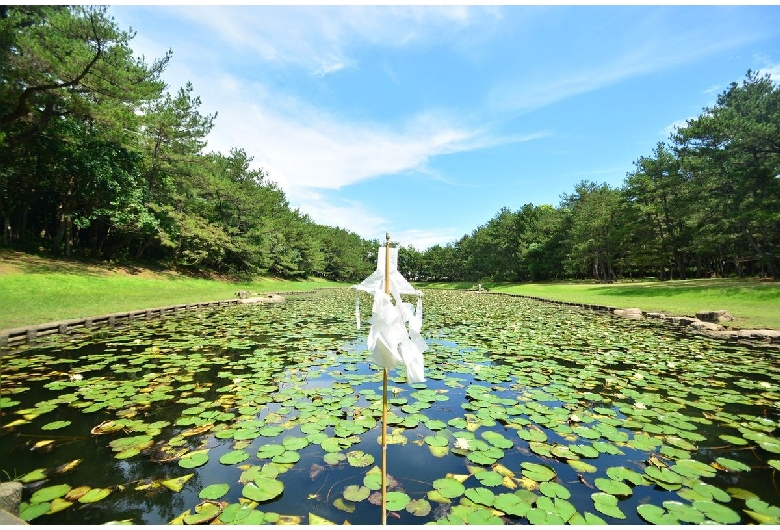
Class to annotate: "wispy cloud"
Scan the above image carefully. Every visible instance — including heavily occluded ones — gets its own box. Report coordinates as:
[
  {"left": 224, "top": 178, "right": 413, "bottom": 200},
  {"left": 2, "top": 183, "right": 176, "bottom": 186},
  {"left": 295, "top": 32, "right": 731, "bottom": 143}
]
[
  {"left": 661, "top": 117, "right": 696, "bottom": 138},
  {"left": 489, "top": 14, "right": 767, "bottom": 113},
  {"left": 164, "top": 6, "right": 497, "bottom": 76},
  {"left": 201, "top": 77, "right": 534, "bottom": 191}
]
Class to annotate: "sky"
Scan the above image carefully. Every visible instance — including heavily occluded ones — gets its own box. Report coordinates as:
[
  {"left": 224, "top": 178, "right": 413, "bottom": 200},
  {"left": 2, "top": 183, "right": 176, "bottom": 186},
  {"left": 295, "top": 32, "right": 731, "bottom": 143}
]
[{"left": 109, "top": 4, "right": 780, "bottom": 251}]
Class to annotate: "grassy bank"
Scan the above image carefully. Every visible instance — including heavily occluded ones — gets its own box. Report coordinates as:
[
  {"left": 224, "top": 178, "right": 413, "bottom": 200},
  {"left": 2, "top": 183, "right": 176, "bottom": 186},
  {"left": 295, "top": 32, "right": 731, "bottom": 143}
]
[
  {"left": 3, "top": 250, "right": 779, "bottom": 331},
  {"left": 0, "top": 251, "right": 345, "bottom": 330},
  {"left": 418, "top": 278, "right": 780, "bottom": 330}
]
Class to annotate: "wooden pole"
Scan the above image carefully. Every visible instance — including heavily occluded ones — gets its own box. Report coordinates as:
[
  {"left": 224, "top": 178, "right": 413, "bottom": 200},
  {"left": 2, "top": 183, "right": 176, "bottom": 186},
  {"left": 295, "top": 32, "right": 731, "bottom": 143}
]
[{"left": 381, "top": 232, "right": 390, "bottom": 525}]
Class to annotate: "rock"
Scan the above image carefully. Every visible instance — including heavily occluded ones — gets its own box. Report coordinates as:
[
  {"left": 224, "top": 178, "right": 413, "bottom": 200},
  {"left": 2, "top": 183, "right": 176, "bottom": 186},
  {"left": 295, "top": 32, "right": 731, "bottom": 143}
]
[
  {"left": 645, "top": 312, "right": 666, "bottom": 319},
  {"left": 613, "top": 308, "right": 643, "bottom": 319},
  {"left": 689, "top": 320, "right": 725, "bottom": 332},
  {"left": 736, "top": 329, "right": 780, "bottom": 343},
  {"left": 668, "top": 316, "right": 698, "bottom": 326},
  {"left": 0, "top": 482, "right": 22, "bottom": 517},
  {"left": 235, "top": 290, "right": 250, "bottom": 299},
  {"left": 695, "top": 310, "right": 734, "bottom": 323}
]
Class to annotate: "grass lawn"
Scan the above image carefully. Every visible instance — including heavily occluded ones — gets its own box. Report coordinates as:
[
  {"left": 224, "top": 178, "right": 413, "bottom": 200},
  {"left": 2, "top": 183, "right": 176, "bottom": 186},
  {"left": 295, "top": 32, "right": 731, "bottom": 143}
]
[
  {"left": 3, "top": 250, "right": 779, "bottom": 331},
  {"left": 418, "top": 278, "right": 780, "bottom": 330},
  {"left": 0, "top": 251, "right": 346, "bottom": 330}
]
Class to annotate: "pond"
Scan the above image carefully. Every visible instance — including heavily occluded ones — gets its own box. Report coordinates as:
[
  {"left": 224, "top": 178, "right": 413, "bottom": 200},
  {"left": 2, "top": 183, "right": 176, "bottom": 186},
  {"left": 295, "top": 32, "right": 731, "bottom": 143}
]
[{"left": 1, "top": 288, "right": 778, "bottom": 525}]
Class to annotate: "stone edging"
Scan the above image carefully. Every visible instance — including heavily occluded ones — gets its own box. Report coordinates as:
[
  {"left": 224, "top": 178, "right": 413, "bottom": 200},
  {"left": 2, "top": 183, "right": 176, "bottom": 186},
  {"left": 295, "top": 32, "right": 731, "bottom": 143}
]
[
  {"left": 475, "top": 291, "right": 780, "bottom": 348},
  {"left": 0, "top": 291, "right": 314, "bottom": 348}
]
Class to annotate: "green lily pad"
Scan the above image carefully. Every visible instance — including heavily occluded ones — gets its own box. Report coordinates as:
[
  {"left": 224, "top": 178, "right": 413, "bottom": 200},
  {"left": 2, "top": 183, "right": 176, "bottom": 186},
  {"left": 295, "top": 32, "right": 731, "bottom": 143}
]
[
  {"left": 475, "top": 470, "right": 504, "bottom": 487},
  {"left": 19, "top": 502, "right": 51, "bottom": 522},
  {"left": 41, "top": 420, "right": 71, "bottom": 431},
  {"left": 406, "top": 498, "right": 432, "bottom": 517},
  {"left": 637, "top": 504, "right": 680, "bottom": 524},
  {"left": 386, "top": 491, "right": 411, "bottom": 511},
  {"left": 256, "top": 444, "right": 285, "bottom": 459},
  {"left": 179, "top": 449, "right": 209, "bottom": 469},
  {"left": 719, "top": 434, "right": 748, "bottom": 445},
  {"left": 493, "top": 493, "right": 531, "bottom": 517},
  {"left": 424, "top": 435, "right": 448, "bottom": 447},
  {"left": 521, "top": 462, "right": 556, "bottom": 482},
  {"left": 692, "top": 500, "right": 740, "bottom": 524},
  {"left": 433, "top": 477, "right": 466, "bottom": 499},
  {"left": 219, "top": 449, "right": 249, "bottom": 465},
  {"left": 30, "top": 484, "right": 71, "bottom": 504},
  {"left": 744, "top": 498, "right": 780, "bottom": 524},
  {"left": 272, "top": 450, "right": 300, "bottom": 464},
  {"left": 527, "top": 507, "right": 565, "bottom": 525},
  {"left": 591, "top": 492, "right": 625, "bottom": 519},
  {"left": 715, "top": 457, "right": 751, "bottom": 472},
  {"left": 594, "top": 478, "right": 632, "bottom": 496},
  {"left": 605, "top": 466, "right": 644, "bottom": 486},
  {"left": 78, "top": 488, "right": 111, "bottom": 503},
  {"left": 539, "top": 481, "right": 571, "bottom": 499},
  {"left": 199, "top": 483, "right": 230, "bottom": 500},
  {"left": 663, "top": 500, "right": 706, "bottom": 523},
  {"left": 466, "top": 507, "right": 502, "bottom": 524},
  {"left": 241, "top": 479, "right": 284, "bottom": 502},
  {"left": 343, "top": 485, "right": 370, "bottom": 502},
  {"left": 324, "top": 452, "right": 346, "bottom": 466},
  {"left": 346, "top": 450, "right": 374, "bottom": 468},
  {"left": 465, "top": 487, "right": 495, "bottom": 506}
]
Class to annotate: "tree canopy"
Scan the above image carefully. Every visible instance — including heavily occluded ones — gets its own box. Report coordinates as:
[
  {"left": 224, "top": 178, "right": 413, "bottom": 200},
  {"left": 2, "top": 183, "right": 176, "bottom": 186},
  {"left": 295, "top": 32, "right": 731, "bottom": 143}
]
[{"left": 2, "top": 7, "right": 777, "bottom": 283}]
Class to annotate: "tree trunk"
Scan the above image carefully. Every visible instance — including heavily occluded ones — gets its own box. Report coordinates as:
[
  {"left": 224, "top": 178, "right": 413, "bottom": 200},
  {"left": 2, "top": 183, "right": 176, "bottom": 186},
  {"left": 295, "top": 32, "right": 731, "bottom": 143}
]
[{"left": 744, "top": 227, "right": 779, "bottom": 280}]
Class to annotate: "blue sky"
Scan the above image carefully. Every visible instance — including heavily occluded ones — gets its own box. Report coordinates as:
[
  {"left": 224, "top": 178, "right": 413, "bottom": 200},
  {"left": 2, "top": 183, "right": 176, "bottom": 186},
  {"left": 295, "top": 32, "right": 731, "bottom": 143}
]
[{"left": 110, "top": 5, "right": 780, "bottom": 251}]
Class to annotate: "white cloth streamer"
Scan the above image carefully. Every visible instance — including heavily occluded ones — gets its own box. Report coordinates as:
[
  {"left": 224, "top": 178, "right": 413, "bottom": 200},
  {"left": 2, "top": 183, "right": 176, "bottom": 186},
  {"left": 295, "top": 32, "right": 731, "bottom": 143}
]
[{"left": 352, "top": 247, "right": 427, "bottom": 383}]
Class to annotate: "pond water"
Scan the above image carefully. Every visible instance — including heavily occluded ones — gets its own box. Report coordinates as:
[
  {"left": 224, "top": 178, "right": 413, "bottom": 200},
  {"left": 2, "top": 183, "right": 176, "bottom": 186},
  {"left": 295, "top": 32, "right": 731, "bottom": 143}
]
[{"left": 1, "top": 289, "right": 778, "bottom": 525}]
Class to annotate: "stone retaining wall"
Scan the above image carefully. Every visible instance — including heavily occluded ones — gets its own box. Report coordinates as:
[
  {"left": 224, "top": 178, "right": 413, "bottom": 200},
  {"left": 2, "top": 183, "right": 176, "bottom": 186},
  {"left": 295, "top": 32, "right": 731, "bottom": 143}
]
[
  {"left": 0, "top": 291, "right": 312, "bottom": 348},
  {"left": 476, "top": 291, "right": 780, "bottom": 347}
]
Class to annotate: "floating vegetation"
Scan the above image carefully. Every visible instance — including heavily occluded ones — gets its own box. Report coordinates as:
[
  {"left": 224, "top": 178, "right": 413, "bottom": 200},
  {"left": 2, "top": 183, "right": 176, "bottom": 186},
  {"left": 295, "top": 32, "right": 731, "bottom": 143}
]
[{"left": 1, "top": 288, "right": 779, "bottom": 524}]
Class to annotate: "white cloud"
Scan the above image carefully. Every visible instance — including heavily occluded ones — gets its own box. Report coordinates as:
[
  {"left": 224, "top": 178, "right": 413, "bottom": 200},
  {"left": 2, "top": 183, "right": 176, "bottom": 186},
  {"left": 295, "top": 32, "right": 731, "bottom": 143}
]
[
  {"left": 392, "top": 228, "right": 462, "bottom": 251},
  {"left": 489, "top": 20, "right": 765, "bottom": 113},
  {"left": 758, "top": 62, "right": 780, "bottom": 81},
  {"left": 165, "top": 6, "right": 496, "bottom": 76},
  {"left": 661, "top": 117, "right": 695, "bottom": 138},
  {"left": 199, "top": 77, "right": 528, "bottom": 192}
]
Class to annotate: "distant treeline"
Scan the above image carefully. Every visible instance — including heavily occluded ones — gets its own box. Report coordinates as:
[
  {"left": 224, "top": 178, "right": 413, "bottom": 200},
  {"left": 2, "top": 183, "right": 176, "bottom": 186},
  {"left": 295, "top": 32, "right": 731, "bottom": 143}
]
[{"left": 2, "top": 7, "right": 778, "bottom": 282}]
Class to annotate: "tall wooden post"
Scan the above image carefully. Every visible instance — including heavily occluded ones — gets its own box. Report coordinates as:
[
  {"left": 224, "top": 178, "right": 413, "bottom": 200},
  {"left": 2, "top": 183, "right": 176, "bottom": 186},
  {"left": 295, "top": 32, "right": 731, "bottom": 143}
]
[{"left": 381, "top": 232, "right": 391, "bottom": 525}]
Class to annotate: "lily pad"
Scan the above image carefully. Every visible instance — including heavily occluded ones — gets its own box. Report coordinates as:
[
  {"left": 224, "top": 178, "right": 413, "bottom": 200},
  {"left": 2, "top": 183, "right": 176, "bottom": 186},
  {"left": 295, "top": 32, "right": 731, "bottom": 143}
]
[
  {"left": 433, "top": 477, "right": 466, "bottom": 499},
  {"left": 594, "top": 478, "right": 632, "bottom": 497},
  {"left": 219, "top": 449, "right": 250, "bottom": 465},
  {"left": 179, "top": 450, "right": 209, "bottom": 469},
  {"left": 199, "top": 483, "right": 231, "bottom": 500},
  {"left": 241, "top": 479, "right": 284, "bottom": 502},
  {"left": 465, "top": 487, "right": 495, "bottom": 506},
  {"left": 386, "top": 491, "right": 411, "bottom": 511},
  {"left": 30, "top": 484, "right": 71, "bottom": 504},
  {"left": 493, "top": 493, "right": 531, "bottom": 517},
  {"left": 346, "top": 450, "right": 374, "bottom": 467},
  {"left": 41, "top": 420, "right": 71, "bottom": 431},
  {"left": 521, "top": 462, "right": 556, "bottom": 482},
  {"left": 343, "top": 485, "right": 370, "bottom": 502},
  {"left": 591, "top": 492, "right": 625, "bottom": 519},
  {"left": 692, "top": 500, "right": 740, "bottom": 524}
]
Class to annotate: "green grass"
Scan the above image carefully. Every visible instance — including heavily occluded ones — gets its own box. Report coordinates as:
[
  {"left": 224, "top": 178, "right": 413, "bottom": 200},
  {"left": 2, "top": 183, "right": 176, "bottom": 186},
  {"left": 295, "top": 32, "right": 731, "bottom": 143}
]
[
  {"left": 3, "top": 250, "right": 778, "bottom": 331},
  {"left": 417, "top": 278, "right": 780, "bottom": 330},
  {"left": 0, "top": 252, "right": 346, "bottom": 330}
]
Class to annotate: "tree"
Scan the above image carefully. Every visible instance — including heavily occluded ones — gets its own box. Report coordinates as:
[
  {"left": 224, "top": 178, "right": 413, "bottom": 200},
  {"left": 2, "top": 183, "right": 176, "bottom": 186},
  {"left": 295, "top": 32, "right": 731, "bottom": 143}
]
[
  {"left": 623, "top": 143, "right": 692, "bottom": 279},
  {"left": 0, "top": 6, "right": 169, "bottom": 148},
  {"left": 674, "top": 70, "right": 780, "bottom": 279},
  {"left": 560, "top": 181, "right": 626, "bottom": 282}
]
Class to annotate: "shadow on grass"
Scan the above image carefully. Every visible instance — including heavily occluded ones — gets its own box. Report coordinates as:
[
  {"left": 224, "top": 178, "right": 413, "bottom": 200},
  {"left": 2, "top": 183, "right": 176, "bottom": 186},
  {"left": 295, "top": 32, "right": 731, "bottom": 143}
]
[{"left": 1, "top": 249, "right": 184, "bottom": 279}]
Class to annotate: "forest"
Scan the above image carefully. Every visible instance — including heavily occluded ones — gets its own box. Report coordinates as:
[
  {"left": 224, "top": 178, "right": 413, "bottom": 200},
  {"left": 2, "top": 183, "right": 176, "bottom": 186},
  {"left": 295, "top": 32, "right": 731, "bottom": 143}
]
[{"left": 2, "top": 6, "right": 778, "bottom": 283}]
